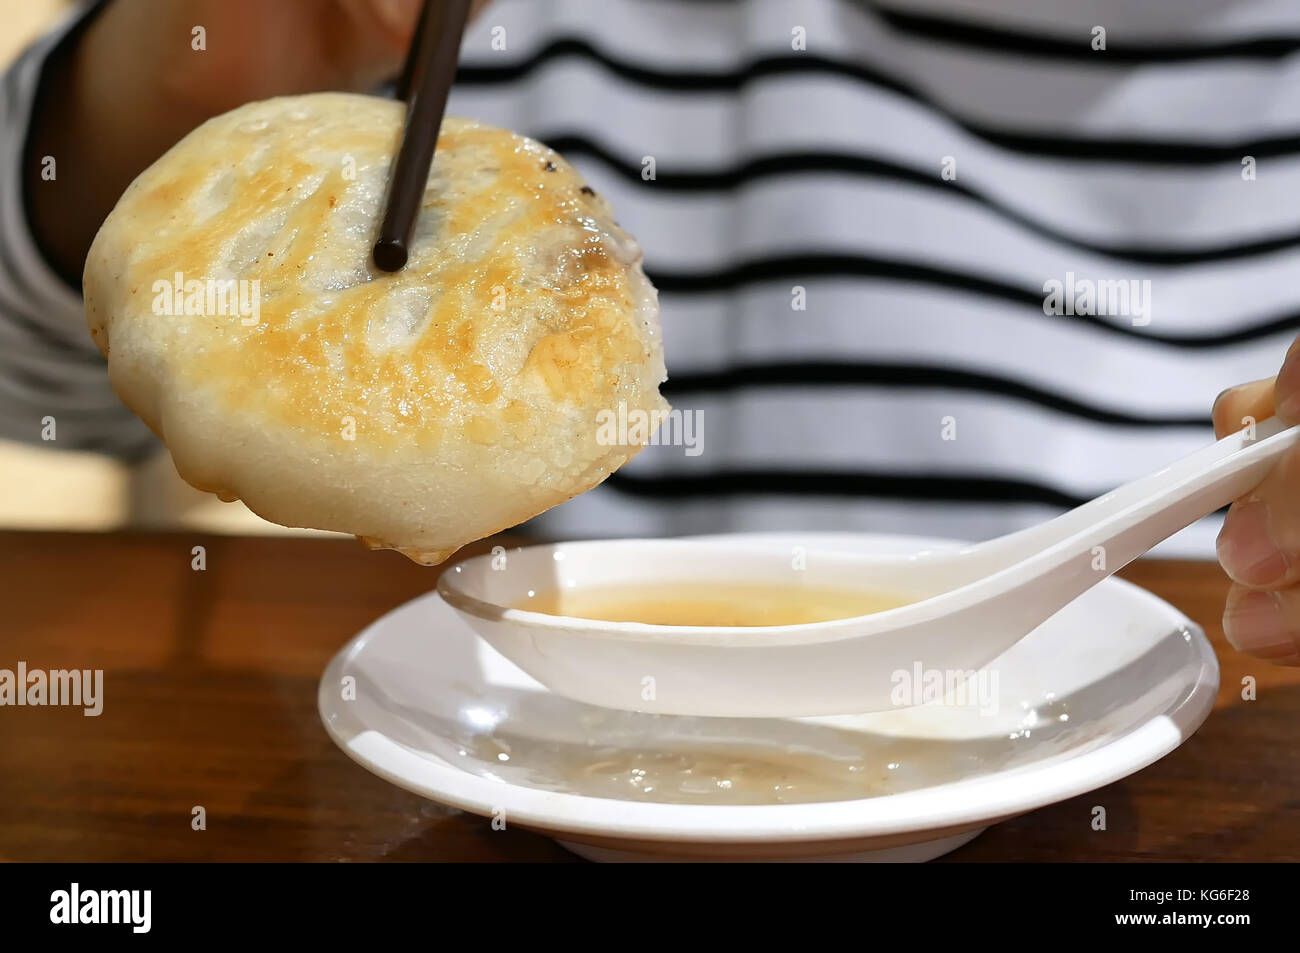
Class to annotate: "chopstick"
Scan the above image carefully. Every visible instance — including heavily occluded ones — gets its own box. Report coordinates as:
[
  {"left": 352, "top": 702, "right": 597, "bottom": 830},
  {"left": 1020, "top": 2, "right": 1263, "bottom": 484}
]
[{"left": 373, "top": 0, "right": 472, "bottom": 273}]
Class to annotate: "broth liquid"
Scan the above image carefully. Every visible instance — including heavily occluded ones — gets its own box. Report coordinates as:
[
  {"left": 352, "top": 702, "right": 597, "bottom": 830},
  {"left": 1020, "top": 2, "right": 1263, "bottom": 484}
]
[{"left": 518, "top": 582, "right": 910, "bottom": 627}]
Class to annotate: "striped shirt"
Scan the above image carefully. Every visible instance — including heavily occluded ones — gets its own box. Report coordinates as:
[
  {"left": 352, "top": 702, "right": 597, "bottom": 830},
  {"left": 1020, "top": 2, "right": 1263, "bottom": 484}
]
[
  {"left": 5, "top": 0, "right": 1300, "bottom": 555},
  {"left": 1, "top": 1, "right": 155, "bottom": 459}
]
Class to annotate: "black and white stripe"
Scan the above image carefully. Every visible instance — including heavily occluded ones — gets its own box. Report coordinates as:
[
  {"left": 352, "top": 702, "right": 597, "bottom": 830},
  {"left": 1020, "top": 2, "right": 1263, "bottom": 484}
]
[
  {"left": 445, "top": 0, "right": 1300, "bottom": 555},
  {"left": 2, "top": 0, "right": 1297, "bottom": 554},
  {"left": 0, "top": 1, "right": 154, "bottom": 459}
]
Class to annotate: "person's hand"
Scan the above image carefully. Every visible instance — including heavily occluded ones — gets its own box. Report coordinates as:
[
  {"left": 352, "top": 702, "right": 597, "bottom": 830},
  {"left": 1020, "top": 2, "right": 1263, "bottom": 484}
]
[
  {"left": 28, "top": 0, "right": 490, "bottom": 280},
  {"left": 136, "top": 0, "right": 493, "bottom": 114},
  {"left": 1212, "top": 336, "right": 1300, "bottom": 664}
]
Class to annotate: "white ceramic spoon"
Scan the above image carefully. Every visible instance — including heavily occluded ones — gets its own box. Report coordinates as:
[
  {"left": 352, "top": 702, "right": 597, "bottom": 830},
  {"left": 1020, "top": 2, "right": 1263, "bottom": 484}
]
[{"left": 439, "top": 416, "right": 1297, "bottom": 717}]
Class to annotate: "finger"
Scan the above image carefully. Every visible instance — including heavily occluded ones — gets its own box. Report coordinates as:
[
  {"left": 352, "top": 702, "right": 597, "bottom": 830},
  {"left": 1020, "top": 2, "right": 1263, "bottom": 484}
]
[
  {"left": 1222, "top": 582, "right": 1300, "bottom": 665},
  {"left": 347, "top": 0, "right": 493, "bottom": 89},
  {"left": 1216, "top": 440, "right": 1300, "bottom": 587},
  {"left": 367, "top": 0, "right": 424, "bottom": 49},
  {"left": 1212, "top": 376, "right": 1274, "bottom": 439},
  {"left": 329, "top": 0, "right": 425, "bottom": 91},
  {"left": 365, "top": 0, "right": 494, "bottom": 50},
  {"left": 1275, "top": 334, "right": 1300, "bottom": 424}
]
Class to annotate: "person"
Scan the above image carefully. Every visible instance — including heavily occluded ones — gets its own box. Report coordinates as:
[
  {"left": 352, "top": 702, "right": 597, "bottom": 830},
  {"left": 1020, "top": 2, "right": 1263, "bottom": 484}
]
[{"left": 3, "top": 0, "right": 1299, "bottom": 664}]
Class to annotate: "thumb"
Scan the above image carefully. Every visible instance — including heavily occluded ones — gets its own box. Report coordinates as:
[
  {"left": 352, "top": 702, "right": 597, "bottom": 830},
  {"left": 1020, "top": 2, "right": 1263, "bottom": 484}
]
[{"left": 1212, "top": 377, "right": 1275, "bottom": 439}]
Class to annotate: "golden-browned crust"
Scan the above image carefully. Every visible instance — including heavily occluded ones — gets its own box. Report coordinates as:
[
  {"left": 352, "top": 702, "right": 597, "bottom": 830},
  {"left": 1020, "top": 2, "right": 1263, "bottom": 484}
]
[{"left": 84, "top": 93, "right": 668, "bottom": 561}]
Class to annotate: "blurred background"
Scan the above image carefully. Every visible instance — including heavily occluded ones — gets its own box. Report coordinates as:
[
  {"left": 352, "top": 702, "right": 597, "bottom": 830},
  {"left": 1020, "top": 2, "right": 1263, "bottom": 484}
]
[{"left": 0, "top": 0, "right": 327, "bottom": 538}]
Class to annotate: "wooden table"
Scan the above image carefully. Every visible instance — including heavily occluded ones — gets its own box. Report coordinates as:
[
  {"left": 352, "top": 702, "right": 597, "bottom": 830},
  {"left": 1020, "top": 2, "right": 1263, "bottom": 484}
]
[{"left": 1, "top": 530, "right": 1297, "bottom": 861}]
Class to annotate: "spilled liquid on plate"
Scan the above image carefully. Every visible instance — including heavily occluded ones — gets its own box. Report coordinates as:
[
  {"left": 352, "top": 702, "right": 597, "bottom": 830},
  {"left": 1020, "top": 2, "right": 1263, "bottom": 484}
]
[
  {"left": 465, "top": 734, "right": 904, "bottom": 804},
  {"left": 479, "top": 581, "right": 1025, "bottom": 805},
  {"left": 517, "top": 582, "right": 912, "bottom": 626},
  {"left": 450, "top": 704, "right": 1052, "bottom": 805}
]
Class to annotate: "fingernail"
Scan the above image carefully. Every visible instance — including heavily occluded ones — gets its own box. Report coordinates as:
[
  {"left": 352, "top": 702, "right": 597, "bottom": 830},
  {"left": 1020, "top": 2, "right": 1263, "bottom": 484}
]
[
  {"left": 1278, "top": 347, "right": 1300, "bottom": 423},
  {"left": 1217, "top": 500, "right": 1289, "bottom": 586},
  {"left": 1223, "top": 589, "right": 1296, "bottom": 657},
  {"left": 1212, "top": 380, "right": 1265, "bottom": 437},
  {"left": 1212, "top": 383, "right": 1244, "bottom": 420}
]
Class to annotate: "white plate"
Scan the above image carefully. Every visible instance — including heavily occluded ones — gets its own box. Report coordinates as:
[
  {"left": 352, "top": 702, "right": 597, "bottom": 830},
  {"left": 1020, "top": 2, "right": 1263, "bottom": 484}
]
[{"left": 318, "top": 532, "right": 1218, "bottom": 861}]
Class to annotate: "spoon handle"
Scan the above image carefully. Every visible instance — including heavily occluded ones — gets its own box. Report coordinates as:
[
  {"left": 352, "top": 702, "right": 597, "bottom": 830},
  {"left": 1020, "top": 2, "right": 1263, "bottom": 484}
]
[{"left": 975, "top": 415, "right": 1297, "bottom": 570}]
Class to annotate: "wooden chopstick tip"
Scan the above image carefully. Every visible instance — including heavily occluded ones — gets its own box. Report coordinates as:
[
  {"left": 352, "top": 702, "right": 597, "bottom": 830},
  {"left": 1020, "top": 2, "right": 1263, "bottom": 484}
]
[
  {"left": 372, "top": 237, "right": 408, "bottom": 272},
  {"left": 372, "top": 0, "right": 472, "bottom": 274}
]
